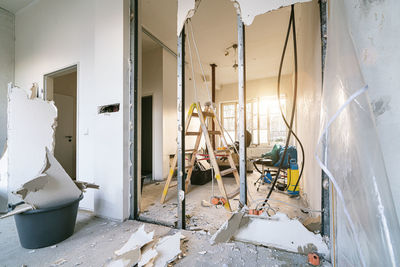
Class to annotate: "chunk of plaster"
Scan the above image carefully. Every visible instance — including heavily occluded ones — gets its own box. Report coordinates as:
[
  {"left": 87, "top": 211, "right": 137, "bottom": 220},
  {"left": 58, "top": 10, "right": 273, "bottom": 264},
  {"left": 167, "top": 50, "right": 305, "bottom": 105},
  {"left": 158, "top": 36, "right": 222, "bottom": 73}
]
[
  {"left": 14, "top": 148, "right": 81, "bottom": 209},
  {"left": 232, "top": 0, "right": 311, "bottom": 26},
  {"left": 115, "top": 225, "right": 154, "bottom": 256},
  {"left": 7, "top": 86, "right": 57, "bottom": 197},
  {"left": 138, "top": 248, "right": 158, "bottom": 267},
  {"left": 233, "top": 212, "right": 329, "bottom": 257},
  {"left": 210, "top": 210, "right": 244, "bottom": 244},
  {"left": 153, "top": 232, "right": 182, "bottom": 267},
  {"left": 106, "top": 249, "right": 140, "bottom": 267},
  {"left": 0, "top": 203, "right": 34, "bottom": 219},
  {"left": 177, "top": 0, "right": 199, "bottom": 36}
]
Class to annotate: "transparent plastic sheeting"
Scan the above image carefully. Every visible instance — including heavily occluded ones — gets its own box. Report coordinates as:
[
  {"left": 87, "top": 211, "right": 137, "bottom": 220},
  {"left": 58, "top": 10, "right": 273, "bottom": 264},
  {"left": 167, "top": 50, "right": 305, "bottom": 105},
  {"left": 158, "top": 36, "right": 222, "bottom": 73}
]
[{"left": 315, "top": 0, "right": 400, "bottom": 266}]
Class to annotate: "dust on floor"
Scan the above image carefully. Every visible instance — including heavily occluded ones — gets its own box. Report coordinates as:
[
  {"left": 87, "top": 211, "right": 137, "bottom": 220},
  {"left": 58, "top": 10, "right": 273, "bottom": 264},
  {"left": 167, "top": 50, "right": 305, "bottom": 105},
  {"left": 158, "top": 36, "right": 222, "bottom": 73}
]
[
  {"left": 140, "top": 170, "right": 313, "bottom": 233},
  {"left": 0, "top": 210, "right": 327, "bottom": 267}
]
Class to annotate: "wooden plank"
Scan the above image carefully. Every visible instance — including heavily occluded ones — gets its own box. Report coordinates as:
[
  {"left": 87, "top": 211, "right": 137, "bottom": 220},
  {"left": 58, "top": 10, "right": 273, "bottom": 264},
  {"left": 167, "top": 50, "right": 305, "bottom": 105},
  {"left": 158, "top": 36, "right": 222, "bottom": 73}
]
[
  {"left": 161, "top": 103, "right": 197, "bottom": 204},
  {"left": 186, "top": 131, "right": 201, "bottom": 136},
  {"left": 185, "top": 105, "right": 206, "bottom": 192},
  {"left": 191, "top": 112, "right": 214, "bottom": 117},
  {"left": 220, "top": 168, "right": 235, "bottom": 176}
]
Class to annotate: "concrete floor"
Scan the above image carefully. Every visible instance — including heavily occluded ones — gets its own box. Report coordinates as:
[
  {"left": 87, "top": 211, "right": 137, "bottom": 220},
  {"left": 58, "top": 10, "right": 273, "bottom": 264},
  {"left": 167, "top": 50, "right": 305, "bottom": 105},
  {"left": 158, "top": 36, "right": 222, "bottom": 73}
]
[
  {"left": 0, "top": 210, "right": 328, "bottom": 267},
  {"left": 141, "top": 169, "right": 313, "bottom": 233}
]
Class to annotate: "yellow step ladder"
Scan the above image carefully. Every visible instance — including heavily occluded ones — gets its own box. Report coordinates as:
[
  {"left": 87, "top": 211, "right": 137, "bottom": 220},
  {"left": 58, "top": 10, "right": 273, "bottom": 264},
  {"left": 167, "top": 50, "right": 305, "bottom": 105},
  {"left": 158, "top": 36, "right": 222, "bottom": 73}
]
[{"left": 160, "top": 102, "right": 240, "bottom": 211}]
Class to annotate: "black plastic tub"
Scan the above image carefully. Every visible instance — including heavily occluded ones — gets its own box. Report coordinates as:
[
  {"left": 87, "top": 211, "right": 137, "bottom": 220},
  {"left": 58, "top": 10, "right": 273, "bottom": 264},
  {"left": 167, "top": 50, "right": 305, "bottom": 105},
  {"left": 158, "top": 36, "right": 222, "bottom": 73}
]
[{"left": 14, "top": 194, "right": 83, "bottom": 249}]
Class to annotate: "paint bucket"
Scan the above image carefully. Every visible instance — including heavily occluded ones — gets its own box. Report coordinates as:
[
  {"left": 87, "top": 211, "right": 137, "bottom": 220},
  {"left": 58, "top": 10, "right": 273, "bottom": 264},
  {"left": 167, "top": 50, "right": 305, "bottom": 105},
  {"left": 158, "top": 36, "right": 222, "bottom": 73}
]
[{"left": 14, "top": 194, "right": 83, "bottom": 249}]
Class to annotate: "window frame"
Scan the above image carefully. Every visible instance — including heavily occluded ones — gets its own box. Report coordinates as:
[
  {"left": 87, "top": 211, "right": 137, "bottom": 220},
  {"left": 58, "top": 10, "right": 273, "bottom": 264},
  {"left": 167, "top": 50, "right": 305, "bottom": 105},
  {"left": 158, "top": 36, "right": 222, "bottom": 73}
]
[{"left": 220, "top": 96, "right": 286, "bottom": 146}]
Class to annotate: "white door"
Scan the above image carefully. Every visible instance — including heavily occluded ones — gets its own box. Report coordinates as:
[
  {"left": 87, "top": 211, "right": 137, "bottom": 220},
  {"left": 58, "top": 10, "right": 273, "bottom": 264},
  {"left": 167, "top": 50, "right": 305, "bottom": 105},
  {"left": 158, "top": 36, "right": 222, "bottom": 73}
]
[{"left": 54, "top": 94, "right": 76, "bottom": 178}]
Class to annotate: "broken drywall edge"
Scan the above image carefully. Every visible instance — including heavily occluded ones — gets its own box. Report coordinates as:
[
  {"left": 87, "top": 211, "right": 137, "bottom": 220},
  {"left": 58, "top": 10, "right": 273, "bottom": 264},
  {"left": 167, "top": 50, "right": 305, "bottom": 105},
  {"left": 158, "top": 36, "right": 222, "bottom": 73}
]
[
  {"left": 210, "top": 210, "right": 244, "bottom": 244},
  {"left": 177, "top": 0, "right": 312, "bottom": 35},
  {"left": 115, "top": 225, "right": 154, "bottom": 256},
  {"left": 74, "top": 181, "right": 100, "bottom": 191},
  {"left": 231, "top": 0, "right": 312, "bottom": 26},
  {"left": 7, "top": 85, "right": 58, "bottom": 202},
  {"left": 0, "top": 203, "right": 35, "bottom": 219},
  {"left": 233, "top": 212, "right": 329, "bottom": 258},
  {"left": 106, "top": 249, "right": 141, "bottom": 267},
  {"left": 0, "top": 146, "right": 8, "bottom": 212},
  {"left": 177, "top": 0, "right": 200, "bottom": 36},
  {"left": 14, "top": 148, "right": 82, "bottom": 209},
  {"left": 153, "top": 232, "right": 182, "bottom": 267},
  {"left": 138, "top": 248, "right": 158, "bottom": 267}
]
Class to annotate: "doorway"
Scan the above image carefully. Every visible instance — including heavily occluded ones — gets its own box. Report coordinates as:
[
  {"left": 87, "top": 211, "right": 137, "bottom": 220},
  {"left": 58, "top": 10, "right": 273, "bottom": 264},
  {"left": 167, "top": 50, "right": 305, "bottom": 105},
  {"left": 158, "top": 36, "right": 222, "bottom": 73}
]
[
  {"left": 44, "top": 65, "right": 78, "bottom": 179},
  {"left": 141, "top": 95, "right": 153, "bottom": 179}
]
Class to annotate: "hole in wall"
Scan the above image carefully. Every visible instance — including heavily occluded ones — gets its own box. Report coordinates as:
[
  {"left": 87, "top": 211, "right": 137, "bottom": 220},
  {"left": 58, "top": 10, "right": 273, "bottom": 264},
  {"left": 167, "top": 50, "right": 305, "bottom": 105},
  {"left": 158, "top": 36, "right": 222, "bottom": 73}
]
[{"left": 98, "top": 103, "right": 120, "bottom": 114}]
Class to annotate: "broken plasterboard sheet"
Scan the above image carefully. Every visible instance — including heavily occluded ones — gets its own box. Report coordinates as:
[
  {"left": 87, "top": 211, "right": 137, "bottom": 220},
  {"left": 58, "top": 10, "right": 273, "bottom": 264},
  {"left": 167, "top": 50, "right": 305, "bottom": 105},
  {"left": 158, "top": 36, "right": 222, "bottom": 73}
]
[
  {"left": 138, "top": 248, "right": 158, "bottom": 267},
  {"left": 233, "top": 212, "right": 329, "bottom": 257},
  {"left": 153, "top": 232, "right": 182, "bottom": 267},
  {"left": 115, "top": 225, "right": 154, "bottom": 256},
  {"left": 109, "top": 249, "right": 141, "bottom": 267},
  {"left": 210, "top": 210, "right": 244, "bottom": 244},
  {"left": 0, "top": 146, "right": 8, "bottom": 212},
  {"left": 14, "top": 147, "right": 82, "bottom": 209},
  {"left": 177, "top": 0, "right": 200, "bottom": 36},
  {"left": 7, "top": 85, "right": 57, "bottom": 200},
  {"left": 0, "top": 203, "right": 34, "bottom": 219},
  {"left": 105, "top": 249, "right": 140, "bottom": 267},
  {"left": 231, "top": 0, "right": 311, "bottom": 26}
]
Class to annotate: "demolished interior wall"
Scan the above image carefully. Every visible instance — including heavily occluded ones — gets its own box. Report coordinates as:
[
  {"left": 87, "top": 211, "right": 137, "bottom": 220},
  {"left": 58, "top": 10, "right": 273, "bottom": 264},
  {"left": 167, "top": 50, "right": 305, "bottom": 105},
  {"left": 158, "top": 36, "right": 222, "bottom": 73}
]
[
  {"left": 177, "top": 0, "right": 312, "bottom": 36},
  {"left": 7, "top": 86, "right": 57, "bottom": 205},
  {"left": 0, "top": 8, "right": 14, "bottom": 212},
  {"left": 14, "top": 0, "right": 130, "bottom": 220}
]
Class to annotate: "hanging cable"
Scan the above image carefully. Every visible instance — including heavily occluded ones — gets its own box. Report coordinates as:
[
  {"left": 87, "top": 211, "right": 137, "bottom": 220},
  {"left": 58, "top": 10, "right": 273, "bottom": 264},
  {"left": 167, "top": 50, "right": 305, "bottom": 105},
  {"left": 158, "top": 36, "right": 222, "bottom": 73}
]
[
  {"left": 275, "top": 7, "right": 305, "bottom": 193},
  {"left": 262, "top": 4, "right": 298, "bottom": 207},
  {"left": 188, "top": 19, "right": 239, "bottom": 155}
]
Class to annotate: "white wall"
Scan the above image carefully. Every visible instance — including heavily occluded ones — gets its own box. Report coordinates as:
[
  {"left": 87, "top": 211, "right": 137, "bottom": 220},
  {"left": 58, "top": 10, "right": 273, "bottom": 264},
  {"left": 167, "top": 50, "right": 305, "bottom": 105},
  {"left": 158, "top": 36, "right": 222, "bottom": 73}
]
[
  {"left": 342, "top": 0, "right": 400, "bottom": 220},
  {"left": 14, "top": 0, "right": 130, "bottom": 220},
  {"left": 295, "top": 1, "right": 322, "bottom": 213},
  {"left": 162, "top": 50, "right": 178, "bottom": 178},
  {"left": 142, "top": 47, "right": 163, "bottom": 180},
  {"left": 0, "top": 9, "right": 14, "bottom": 153},
  {"left": 0, "top": 8, "right": 14, "bottom": 212}
]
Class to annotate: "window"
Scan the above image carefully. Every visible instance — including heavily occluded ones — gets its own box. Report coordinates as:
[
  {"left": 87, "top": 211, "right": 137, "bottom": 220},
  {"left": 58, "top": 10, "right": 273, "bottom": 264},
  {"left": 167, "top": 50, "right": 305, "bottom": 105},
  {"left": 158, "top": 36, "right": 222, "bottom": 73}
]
[{"left": 220, "top": 96, "right": 286, "bottom": 145}]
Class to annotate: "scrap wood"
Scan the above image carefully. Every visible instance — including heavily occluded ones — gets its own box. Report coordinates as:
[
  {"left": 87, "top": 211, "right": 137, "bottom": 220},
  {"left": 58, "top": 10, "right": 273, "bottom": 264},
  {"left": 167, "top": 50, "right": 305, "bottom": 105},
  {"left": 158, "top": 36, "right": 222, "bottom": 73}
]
[{"left": 50, "top": 258, "right": 67, "bottom": 266}]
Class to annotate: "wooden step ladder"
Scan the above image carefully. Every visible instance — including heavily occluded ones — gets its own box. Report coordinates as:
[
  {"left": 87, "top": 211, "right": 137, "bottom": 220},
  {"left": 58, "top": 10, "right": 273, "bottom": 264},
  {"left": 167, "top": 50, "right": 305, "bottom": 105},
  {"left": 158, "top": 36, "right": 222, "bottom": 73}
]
[{"left": 160, "top": 102, "right": 240, "bottom": 211}]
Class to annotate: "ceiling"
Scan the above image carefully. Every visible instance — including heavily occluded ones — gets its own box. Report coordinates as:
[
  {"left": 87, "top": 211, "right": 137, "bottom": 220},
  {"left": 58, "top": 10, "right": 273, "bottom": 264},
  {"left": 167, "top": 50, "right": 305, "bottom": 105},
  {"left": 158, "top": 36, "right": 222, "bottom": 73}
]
[
  {"left": 142, "top": 0, "right": 295, "bottom": 86},
  {"left": 0, "top": 0, "right": 33, "bottom": 13}
]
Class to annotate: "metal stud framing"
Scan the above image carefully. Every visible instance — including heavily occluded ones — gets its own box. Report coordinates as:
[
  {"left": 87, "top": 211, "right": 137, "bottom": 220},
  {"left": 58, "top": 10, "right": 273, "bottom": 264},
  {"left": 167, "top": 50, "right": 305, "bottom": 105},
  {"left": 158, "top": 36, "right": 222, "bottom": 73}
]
[
  {"left": 319, "top": 0, "right": 330, "bottom": 238},
  {"left": 129, "top": 0, "right": 139, "bottom": 220},
  {"left": 237, "top": 15, "right": 247, "bottom": 206},
  {"left": 177, "top": 26, "right": 186, "bottom": 229}
]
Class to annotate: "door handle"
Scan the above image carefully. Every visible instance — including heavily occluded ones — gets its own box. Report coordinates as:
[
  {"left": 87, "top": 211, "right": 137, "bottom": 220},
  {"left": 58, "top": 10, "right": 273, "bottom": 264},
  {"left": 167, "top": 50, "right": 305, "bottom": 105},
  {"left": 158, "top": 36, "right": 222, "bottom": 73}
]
[{"left": 65, "top": 136, "right": 73, "bottom": 142}]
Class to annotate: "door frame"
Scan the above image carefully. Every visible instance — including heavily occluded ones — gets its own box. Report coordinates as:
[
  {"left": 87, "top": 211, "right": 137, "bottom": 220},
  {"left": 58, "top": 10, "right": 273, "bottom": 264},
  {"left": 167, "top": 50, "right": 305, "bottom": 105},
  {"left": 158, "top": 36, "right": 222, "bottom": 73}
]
[{"left": 43, "top": 64, "right": 79, "bottom": 179}]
